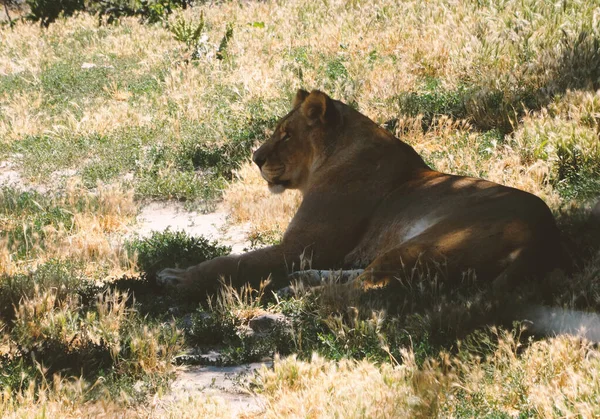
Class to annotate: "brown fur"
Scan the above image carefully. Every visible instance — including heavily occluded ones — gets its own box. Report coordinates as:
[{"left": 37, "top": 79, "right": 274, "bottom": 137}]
[{"left": 157, "top": 90, "right": 565, "bottom": 295}]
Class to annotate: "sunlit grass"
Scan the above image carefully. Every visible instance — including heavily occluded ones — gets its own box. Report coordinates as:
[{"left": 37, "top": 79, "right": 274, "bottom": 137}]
[{"left": 1, "top": 0, "right": 600, "bottom": 416}]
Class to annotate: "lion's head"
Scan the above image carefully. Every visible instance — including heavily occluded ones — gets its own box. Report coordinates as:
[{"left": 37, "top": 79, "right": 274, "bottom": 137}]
[{"left": 252, "top": 89, "right": 341, "bottom": 194}]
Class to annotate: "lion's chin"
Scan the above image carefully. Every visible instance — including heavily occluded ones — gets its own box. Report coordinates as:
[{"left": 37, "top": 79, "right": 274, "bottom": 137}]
[{"left": 268, "top": 183, "right": 286, "bottom": 194}]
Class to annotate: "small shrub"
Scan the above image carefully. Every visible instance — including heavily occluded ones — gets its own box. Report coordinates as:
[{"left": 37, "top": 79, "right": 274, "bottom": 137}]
[
  {"left": 168, "top": 15, "right": 236, "bottom": 62},
  {"left": 125, "top": 229, "right": 230, "bottom": 276}
]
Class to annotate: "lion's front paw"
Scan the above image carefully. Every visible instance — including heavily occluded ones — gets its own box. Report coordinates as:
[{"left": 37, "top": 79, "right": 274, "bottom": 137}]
[{"left": 156, "top": 267, "right": 191, "bottom": 289}]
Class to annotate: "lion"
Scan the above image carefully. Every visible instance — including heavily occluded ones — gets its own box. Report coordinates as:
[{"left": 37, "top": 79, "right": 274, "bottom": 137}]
[{"left": 157, "top": 89, "right": 566, "bottom": 296}]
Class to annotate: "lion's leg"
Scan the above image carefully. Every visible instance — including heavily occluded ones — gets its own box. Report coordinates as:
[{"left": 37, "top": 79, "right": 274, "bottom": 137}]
[
  {"left": 355, "top": 242, "right": 438, "bottom": 290},
  {"left": 156, "top": 245, "right": 292, "bottom": 294},
  {"left": 356, "top": 240, "right": 548, "bottom": 293},
  {"left": 491, "top": 246, "right": 553, "bottom": 294},
  {"left": 156, "top": 267, "right": 190, "bottom": 288},
  {"left": 277, "top": 269, "right": 364, "bottom": 297},
  {"left": 288, "top": 269, "right": 365, "bottom": 286}
]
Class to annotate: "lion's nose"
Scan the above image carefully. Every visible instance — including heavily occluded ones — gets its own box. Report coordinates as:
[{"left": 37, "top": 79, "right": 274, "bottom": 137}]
[{"left": 252, "top": 152, "right": 266, "bottom": 168}]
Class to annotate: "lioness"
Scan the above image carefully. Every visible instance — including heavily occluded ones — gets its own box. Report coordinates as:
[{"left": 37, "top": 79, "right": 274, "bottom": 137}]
[{"left": 158, "top": 89, "right": 565, "bottom": 295}]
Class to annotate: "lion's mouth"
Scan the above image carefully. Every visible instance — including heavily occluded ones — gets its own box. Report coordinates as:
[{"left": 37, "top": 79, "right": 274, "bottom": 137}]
[
  {"left": 267, "top": 180, "right": 291, "bottom": 188},
  {"left": 262, "top": 172, "right": 291, "bottom": 193},
  {"left": 261, "top": 168, "right": 288, "bottom": 186},
  {"left": 267, "top": 182, "right": 287, "bottom": 194}
]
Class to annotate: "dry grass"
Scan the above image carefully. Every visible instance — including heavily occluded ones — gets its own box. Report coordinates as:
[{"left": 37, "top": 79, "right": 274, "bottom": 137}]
[
  {"left": 0, "top": 181, "right": 138, "bottom": 278},
  {"left": 223, "top": 162, "right": 301, "bottom": 240},
  {"left": 0, "top": 389, "right": 233, "bottom": 419},
  {"left": 256, "top": 351, "right": 444, "bottom": 418},
  {"left": 2, "top": 0, "right": 596, "bottom": 145},
  {"left": 1, "top": 0, "right": 600, "bottom": 417},
  {"left": 253, "top": 331, "right": 600, "bottom": 418}
]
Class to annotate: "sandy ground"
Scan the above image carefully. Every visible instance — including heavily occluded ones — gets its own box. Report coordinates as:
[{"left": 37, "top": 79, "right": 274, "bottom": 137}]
[
  {"left": 134, "top": 203, "right": 266, "bottom": 416},
  {"left": 0, "top": 160, "right": 33, "bottom": 190},
  {"left": 135, "top": 202, "right": 252, "bottom": 254},
  {"left": 158, "top": 362, "right": 270, "bottom": 417},
  {"left": 135, "top": 202, "right": 265, "bottom": 416}
]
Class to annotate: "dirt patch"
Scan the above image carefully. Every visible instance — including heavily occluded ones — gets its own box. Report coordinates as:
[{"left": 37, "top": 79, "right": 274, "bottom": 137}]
[
  {"left": 135, "top": 202, "right": 271, "bottom": 414},
  {"left": 159, "top": 362, "right": 269, "bottom": 417},
  {"left": 0, "top": 160, "right": 47, "bottom": 193},
  {"left": 0, "top": 161, "right": 22, "bottom": 185},
  {"left": 0, "top": 160, "right": 75, "bottom": 194},
  {"left": 135, "top": 201, "right": 252, "bottom": 254}
]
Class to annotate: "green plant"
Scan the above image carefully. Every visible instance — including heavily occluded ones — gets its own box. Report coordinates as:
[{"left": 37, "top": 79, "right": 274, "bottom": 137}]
[
  {"left": 125, "top": 229, "right": 231, "bottom": 277},
  {"left": 393, "top": 80, "right": 469, "bottom": 130},
  {"left": 0, "top": 260, "right": 97, "bottom": 322},
  {"left": 216, "top": 23, "right": 234, "bottom": 60},
  {"left": 325, "top": 57, "right": 348, "bottom": 81},
  {"left": 0, "top": 355, "right": 36, "bottom": 394},
  {"left": 245, "top": 229, "right": 282, "bottom": 251},
  {"left": 169, "top": 12, "right": 205, "bottom": 59}
]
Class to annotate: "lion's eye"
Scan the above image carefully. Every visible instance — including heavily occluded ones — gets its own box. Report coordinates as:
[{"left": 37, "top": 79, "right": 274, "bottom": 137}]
[{"left": 281, "top": 133, "right": 291, "bottom": 142}]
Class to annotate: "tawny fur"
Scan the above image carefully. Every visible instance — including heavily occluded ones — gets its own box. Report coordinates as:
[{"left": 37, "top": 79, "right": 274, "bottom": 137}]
[{"left": 158, "top": 90, "right": 565, "bottom": 295}]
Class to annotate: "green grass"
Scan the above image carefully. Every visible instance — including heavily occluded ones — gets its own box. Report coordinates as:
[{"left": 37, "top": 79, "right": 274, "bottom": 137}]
[
  {"left": 13, "top": 130, "right": 145, "bottom": 184},
  {"left": 1, "top": 53, "right": 169, "bottom": 104},
  {"left": 38, "top": 56, "right": 169, "bottom": 113},
  {"left": 0, "top": 72, "right": 35, "bottom": 96},
  {"left": 10, "top": 105, "right": 276, "bottom": 199}
]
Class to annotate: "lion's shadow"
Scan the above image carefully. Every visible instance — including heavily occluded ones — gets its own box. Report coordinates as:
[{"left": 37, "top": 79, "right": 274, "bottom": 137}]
[{"left": 107, "top": 205, "right": 600, "bottom": 359}]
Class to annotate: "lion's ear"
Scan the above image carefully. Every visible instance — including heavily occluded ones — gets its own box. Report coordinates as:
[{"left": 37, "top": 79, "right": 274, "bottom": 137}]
[
  {"left": 293, "top": 89, "right": 310, "bottom": 108},
  {"left": 301, "top": 90, "right": 338, "bottom": 126}
]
